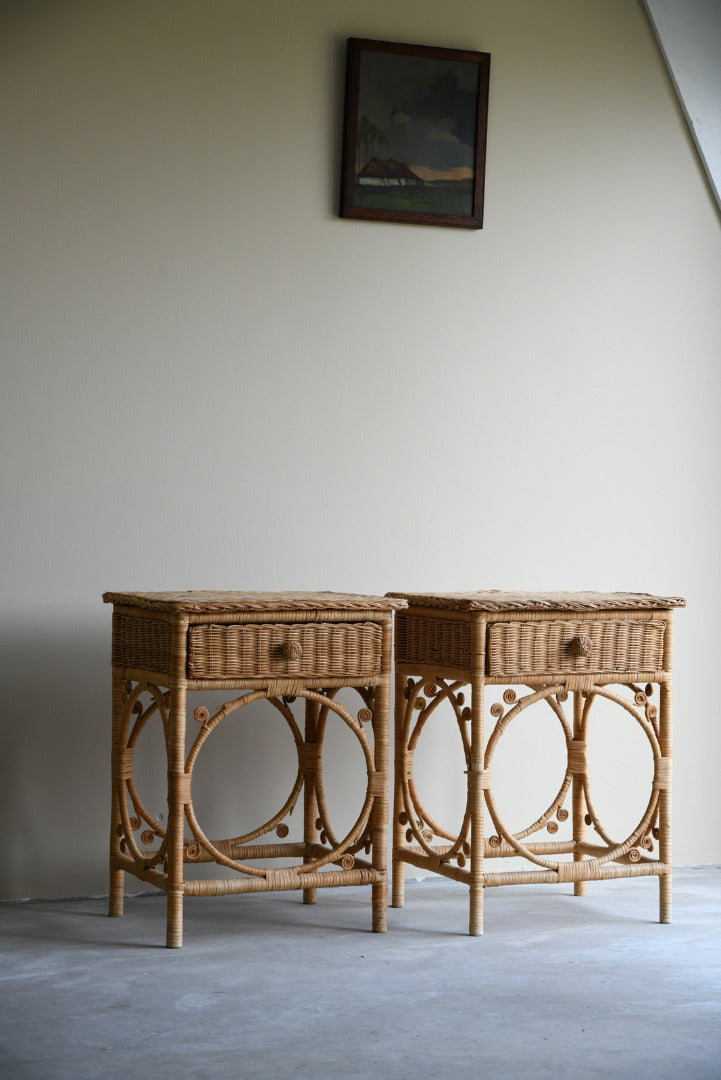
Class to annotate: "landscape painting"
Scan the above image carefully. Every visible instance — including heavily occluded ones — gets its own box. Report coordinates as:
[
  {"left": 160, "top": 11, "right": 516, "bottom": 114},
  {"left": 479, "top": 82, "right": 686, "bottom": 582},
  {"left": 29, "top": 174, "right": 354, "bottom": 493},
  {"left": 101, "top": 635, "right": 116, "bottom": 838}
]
[{"left": 340, "top": 39, "right": 490, "bottom": 229}]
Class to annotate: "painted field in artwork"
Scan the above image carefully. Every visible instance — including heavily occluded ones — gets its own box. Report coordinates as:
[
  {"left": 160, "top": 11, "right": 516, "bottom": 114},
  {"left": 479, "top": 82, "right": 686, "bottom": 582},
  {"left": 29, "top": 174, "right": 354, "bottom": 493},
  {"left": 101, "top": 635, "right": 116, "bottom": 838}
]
[{"left": 353, "top": 178, "right": 473, "bottom": 216}]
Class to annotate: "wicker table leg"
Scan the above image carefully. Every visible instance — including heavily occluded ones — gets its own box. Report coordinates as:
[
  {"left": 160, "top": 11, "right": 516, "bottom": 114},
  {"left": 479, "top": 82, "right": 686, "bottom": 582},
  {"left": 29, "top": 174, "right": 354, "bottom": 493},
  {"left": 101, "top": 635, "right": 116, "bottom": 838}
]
[
  {"left": 109, "top": 868, "right": 125, "bottom": 918},
  {"left": 572, "top": 691, "right": 587, "bottom": 896},
  {"left": 391, "top": 669, "right": 407, "bottom": 909},
  {"left": 165, "top": 683, "right": 187, "bottom": 949},
  {"left": 303, "top": 697, "right": 320, "bottom": 905},
  {"left": 371, "top": 677, "right": 390, "bottom": 932},
  {"left": 659, "top": 681, "right": 673, "bottom": 923},
  {"left": 109, "top": 668, "right": 126, "bottom": 918},
  {"left": 469, "top": 675, "right": 485, "bottom": 936}
]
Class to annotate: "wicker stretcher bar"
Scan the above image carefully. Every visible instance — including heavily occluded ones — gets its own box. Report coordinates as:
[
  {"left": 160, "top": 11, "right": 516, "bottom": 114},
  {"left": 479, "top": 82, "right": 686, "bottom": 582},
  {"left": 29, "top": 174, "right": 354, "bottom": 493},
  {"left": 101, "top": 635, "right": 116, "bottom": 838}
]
[
  {"left": 111, "top": 854, "right": 381, "bottom": 895},
  {"left": 396, "top": 845, "right": 670, "bottom": 886}
]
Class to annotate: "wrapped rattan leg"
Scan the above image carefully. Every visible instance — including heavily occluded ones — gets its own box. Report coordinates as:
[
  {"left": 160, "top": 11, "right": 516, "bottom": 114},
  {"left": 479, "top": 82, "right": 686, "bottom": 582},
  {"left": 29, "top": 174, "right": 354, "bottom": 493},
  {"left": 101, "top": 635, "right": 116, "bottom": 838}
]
[
  {"left": 303, "top": 697, "right": 320, "bottom": 905},
  {"left": 659, "top": 871, "right": 672, "bottom": 924},
  {"left": 109, "top": 868, "right": 125, "bottom": 918},
  {"left": 166, "top": 888, "right": 183, "bottom": 950},
  {"left": 391, "top": 669, "right": 407, "bottom": 909},
  {"left": 659, "top": 679, "right": 673, "bottom": 924},
  {"left": 469, "top": 634, "right": 486, "bottom": 936},
  {"left": 109, "top": 668, "right": 126, "bottom": 918},
  {"left": 572, "top": 691, "right": 587, "bottom": 897},
  {"left": 372, "top": 656, "right": 391, "bottom": 932},
  {"left": 165, "top": 672, "right": 187, "bottom": 948}
]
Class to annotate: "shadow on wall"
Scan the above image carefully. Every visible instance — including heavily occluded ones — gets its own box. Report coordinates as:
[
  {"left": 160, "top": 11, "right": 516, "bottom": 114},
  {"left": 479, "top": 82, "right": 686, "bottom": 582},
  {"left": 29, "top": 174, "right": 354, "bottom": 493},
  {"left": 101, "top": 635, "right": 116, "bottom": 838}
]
[
  {"left": 0, "top": 619, "right": 374, "bottom": 901},
  {"left": 0, "top": 621, "right": 111, "bottom": 900}
]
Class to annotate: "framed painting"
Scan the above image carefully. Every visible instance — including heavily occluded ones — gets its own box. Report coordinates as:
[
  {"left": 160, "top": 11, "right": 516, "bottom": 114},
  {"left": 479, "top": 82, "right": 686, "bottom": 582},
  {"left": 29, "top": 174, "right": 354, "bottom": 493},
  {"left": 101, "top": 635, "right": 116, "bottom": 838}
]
[{"left": 340, "top": 38, "right": 491, "bottom": 229}]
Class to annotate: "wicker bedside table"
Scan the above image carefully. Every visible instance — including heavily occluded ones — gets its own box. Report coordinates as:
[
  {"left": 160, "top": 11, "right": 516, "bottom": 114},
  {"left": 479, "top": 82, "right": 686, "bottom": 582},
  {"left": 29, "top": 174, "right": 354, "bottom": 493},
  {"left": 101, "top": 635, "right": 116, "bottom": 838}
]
[
  {"left": 386, "top": 591, "right": 685, "bottom": 935},
  {"left": 103, "top": 591, "right": 405, "bottom": 947}
]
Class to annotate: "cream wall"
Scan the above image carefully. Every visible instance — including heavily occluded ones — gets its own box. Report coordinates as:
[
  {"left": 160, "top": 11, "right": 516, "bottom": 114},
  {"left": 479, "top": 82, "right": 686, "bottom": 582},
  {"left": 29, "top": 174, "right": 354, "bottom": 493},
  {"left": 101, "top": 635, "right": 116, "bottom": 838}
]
[{"left": 1, "top": 0, "right": 719, "bottom": 899}]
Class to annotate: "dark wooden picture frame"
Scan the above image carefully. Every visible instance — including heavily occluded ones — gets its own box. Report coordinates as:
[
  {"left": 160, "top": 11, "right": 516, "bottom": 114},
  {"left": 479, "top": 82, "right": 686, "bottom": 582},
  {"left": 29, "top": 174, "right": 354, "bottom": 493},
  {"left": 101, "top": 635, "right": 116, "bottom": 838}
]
[{"left": 340, "top": 38, "right": 490, "bottom": 229}]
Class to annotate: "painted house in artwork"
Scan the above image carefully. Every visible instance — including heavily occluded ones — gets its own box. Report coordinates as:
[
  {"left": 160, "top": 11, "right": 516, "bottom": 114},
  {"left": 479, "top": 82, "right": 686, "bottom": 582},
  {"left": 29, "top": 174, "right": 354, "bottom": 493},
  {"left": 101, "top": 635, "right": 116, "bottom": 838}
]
[{"left": 357, "top": 158, "right": 424, "bottom": 186}]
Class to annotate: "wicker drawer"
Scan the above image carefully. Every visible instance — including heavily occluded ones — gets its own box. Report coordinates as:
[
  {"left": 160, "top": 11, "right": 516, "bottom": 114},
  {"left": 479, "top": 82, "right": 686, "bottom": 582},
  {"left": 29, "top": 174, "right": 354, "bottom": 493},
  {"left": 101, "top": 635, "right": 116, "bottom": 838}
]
[
  {"left": 487, "top": 619, "right": 666, "bottom": 677},
  {"left": 187, "top": 621, "right": 383, "bottom": 680}
]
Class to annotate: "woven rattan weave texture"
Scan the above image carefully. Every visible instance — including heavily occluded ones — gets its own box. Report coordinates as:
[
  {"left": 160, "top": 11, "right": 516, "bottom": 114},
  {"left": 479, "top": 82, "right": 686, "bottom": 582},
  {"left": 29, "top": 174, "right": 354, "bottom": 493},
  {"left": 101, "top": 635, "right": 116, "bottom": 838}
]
[
  {"left": 104, "top": 590, "right": 405, "bottom": 614},
  {"left": 386, "top": 590, "right": 686, "bottom": 611},
  {"left": 187, "top": 621, "right": 384, "bottom": 679},
  {"left": 486, "top": 619, "right": 667, "bottom": 676}
]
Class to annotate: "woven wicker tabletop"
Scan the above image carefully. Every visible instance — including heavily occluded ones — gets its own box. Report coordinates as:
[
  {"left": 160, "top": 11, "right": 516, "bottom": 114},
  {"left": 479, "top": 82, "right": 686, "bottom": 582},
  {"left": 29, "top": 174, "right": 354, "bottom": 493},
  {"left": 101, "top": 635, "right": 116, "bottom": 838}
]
[
  {"left": 386, "top": 590, "right": 685, "bottom": 612},
  {"left": 103, "top": 590, "right": 407, "bottom": 614}
]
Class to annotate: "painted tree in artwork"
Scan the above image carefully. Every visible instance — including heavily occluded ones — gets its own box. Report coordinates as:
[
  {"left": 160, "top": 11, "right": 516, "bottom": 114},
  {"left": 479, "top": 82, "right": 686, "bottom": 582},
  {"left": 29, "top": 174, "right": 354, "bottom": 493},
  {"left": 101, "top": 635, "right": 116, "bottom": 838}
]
[
  {"left": 357, "top": 114, "right": 371, "bottom": 170},
  {"left": 357, "top": 114, "right": 390, "bottom": 169}
]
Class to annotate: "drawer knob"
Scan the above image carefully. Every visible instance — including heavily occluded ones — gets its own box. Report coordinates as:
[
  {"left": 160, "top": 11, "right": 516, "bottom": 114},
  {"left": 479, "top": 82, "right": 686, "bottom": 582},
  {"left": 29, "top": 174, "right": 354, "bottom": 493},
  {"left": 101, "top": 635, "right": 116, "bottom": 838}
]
[
  {"left": 571, "top": 635, "right": 593, "bottom": 658},
  {"left": 281, "top": 640, "right": 303, "bottom": 660}
]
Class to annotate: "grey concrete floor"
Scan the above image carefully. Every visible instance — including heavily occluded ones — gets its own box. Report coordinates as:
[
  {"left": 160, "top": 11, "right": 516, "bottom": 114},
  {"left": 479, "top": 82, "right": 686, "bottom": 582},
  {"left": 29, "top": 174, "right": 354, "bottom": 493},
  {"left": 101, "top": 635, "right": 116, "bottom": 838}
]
[{"left": 1, "top": 868, "right": 720, "bottom": 1080}]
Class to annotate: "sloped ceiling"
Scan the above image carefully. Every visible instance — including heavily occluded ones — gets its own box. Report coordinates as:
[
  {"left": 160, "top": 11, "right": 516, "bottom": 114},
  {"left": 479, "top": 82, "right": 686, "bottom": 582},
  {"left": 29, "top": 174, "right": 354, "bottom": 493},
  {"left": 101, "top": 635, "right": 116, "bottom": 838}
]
[{"left": 643, "top": 0, "right": 721, "bottom": 210}]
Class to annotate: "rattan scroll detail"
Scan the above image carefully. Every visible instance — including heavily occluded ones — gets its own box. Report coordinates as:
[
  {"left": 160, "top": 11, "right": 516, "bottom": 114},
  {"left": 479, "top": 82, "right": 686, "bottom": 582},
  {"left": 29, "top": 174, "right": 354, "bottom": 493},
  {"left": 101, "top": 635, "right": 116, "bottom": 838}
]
[
  {"left": 483, "top": 682, "right": 664, "bottom": 876},
  {"left": 397, "top": 678, "right": 474, "bottom": 868},
  {"left": 113, "top": 679, "right": 381, "bottom": 885},
  {"left": 113, "top": 680, "right": 171, "bottom": 872},
  {"left": 396, "top": 678, "right": 664, "bottom": 881},
  {"left": 183, "top": 685, "right": 378, "bottom": 876}
]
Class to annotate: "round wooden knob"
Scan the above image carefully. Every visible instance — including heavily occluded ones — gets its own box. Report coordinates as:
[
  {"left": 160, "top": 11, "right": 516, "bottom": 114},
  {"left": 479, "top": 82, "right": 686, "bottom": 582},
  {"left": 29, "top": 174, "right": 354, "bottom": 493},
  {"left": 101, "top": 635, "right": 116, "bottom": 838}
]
[
  {"left": 281, "top": 640, "right": 303, "bottom": 660},
  {"left": 571, "top": 634, "right": 593, "bottom": 658}
]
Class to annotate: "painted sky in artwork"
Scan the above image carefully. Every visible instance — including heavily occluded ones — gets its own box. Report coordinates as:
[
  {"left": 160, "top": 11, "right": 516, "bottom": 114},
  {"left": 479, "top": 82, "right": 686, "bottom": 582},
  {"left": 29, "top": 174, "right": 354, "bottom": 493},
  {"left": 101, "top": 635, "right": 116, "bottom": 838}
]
[{"left": 356, "top": 50, "right": 480, "bottom": 181}]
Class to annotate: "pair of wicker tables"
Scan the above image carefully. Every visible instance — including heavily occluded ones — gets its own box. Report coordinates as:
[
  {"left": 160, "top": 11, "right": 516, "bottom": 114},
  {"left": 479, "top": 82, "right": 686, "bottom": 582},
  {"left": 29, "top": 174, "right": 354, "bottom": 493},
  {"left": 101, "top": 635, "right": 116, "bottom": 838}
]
[{"left": 104, "top": 589, "right": 684, "bottom": 946}]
